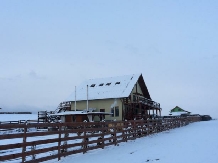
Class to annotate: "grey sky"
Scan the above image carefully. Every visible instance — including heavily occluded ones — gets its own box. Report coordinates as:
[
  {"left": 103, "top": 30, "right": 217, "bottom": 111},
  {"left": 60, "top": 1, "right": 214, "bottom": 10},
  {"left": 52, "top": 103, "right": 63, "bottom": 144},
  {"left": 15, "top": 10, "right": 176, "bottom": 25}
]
[{"left": 0, "top": 1, "right": 218, "bottom": 117}]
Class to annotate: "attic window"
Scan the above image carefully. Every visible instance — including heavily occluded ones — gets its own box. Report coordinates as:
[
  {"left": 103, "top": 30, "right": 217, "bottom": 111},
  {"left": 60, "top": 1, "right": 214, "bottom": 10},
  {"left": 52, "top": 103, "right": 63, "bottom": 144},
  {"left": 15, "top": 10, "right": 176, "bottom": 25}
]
[
  {"left": 115, "top": 82, "right": 120, "bottom": 85},
  {"left": 90, "top": 84, "right": 96, "bottom": 87},
  {"left": 106, "top": 83, "right": 111, "bottom": 86},
  {"left": 99, "top": 83, "right": 104, "bottom": 86}
]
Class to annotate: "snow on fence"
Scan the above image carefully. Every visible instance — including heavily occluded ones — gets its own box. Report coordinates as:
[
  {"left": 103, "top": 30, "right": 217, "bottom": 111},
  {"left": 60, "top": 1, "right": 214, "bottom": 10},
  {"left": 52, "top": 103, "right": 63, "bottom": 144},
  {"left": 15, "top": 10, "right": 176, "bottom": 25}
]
[
  {"left": 0, "top": 120, "right": 40, "bottom": 132},
  {"left": 0, "top": 116, "right": 201, "bottom": 163}
]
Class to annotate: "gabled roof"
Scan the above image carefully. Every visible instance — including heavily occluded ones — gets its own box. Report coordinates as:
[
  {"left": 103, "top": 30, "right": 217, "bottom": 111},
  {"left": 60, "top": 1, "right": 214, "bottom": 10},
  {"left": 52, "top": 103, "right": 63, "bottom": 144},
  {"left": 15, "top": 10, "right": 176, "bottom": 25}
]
[
  {"left": 170, "top": 106, "right": 190, "bottom": 113},
  {"left": 65, "top": 73, "right": 151, "bottom": 101}
]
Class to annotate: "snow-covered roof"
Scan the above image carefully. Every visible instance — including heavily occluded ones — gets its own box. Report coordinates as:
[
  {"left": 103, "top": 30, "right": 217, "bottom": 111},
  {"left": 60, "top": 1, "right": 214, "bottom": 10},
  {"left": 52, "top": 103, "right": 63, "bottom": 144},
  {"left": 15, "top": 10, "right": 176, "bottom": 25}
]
[{"left": 65, "top": 74, "right": 143, "bottom": 101}]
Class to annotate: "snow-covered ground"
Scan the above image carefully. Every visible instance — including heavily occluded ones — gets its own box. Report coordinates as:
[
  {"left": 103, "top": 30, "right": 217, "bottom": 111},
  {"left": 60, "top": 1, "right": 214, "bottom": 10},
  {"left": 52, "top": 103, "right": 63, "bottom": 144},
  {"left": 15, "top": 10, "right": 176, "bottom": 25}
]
[
  {"left": 46, "top": 120, "right": 218, "bottom": 163},
  {"left": 1, "top": 114, "right": 218, "bottom": 163}
]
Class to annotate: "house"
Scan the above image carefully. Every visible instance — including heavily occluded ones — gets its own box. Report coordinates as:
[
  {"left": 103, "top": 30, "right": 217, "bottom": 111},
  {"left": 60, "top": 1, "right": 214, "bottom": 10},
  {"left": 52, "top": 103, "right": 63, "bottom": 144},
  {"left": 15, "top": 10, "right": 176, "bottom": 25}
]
[
  {"left": 169, "top": 106, "right": 190, "bottom": 116},
  {"left": 61, "top": 73, "right": 161, "bottom": 121}
]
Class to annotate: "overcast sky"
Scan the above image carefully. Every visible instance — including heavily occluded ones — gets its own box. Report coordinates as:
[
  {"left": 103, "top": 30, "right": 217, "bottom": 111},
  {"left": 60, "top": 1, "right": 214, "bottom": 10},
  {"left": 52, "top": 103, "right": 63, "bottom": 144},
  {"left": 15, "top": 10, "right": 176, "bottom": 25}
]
[{"left": 0, "top": 1, "right": 218, "bottom": 117}]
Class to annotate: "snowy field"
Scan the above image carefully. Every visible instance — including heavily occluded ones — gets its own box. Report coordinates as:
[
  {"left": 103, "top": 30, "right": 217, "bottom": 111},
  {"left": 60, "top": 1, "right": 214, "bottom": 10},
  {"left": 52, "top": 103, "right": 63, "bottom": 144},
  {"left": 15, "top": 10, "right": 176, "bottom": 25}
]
[
  {"left": 45, "top": 120, "right": 218, "bottom": 163},
  {"left": 0, "top": 114, "right": 38, "bottom": 121}
]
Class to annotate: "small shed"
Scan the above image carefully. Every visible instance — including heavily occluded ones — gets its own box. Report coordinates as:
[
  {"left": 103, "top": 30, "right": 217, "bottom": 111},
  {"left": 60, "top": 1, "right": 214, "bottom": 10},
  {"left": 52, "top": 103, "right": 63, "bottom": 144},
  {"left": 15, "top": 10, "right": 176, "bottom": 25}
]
[{"left": 170, "top": 106, "right": 191, "bottom": 114}]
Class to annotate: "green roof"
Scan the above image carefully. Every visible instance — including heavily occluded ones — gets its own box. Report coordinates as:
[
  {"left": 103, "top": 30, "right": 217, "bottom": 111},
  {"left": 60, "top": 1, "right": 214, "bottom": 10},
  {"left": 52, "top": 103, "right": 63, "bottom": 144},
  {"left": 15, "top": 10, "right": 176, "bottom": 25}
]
[{"left": 170, "top": 106, "right": 188, "bottom": 113}]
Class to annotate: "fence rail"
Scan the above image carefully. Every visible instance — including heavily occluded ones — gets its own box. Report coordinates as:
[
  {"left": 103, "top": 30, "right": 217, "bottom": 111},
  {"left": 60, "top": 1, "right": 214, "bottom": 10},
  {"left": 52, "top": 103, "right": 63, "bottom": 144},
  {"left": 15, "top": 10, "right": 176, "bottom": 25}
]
[
  {"left": 0, "top": 116, "right": 201, "bottom": 163},
  {"left": 0, "top": 120, "right": 39, "bottom": 125}
]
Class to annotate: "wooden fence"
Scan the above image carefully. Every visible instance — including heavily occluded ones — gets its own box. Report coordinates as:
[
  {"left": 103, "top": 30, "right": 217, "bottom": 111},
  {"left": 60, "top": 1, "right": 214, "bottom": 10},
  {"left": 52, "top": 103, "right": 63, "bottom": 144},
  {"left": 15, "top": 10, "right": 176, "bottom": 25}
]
[
  {"left": 0, "top": 116, "right": 201, "bottom": 163},
  {"left": 0, "top": 120, "right": 39, "bottom": 125}
]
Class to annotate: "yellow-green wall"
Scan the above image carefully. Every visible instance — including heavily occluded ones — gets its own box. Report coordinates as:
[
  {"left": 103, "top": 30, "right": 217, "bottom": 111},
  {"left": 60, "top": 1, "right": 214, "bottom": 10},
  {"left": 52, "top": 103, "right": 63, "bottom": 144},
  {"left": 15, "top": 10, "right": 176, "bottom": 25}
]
[{"left": 71, "top": 98, "right": 123, "bottom": 121}]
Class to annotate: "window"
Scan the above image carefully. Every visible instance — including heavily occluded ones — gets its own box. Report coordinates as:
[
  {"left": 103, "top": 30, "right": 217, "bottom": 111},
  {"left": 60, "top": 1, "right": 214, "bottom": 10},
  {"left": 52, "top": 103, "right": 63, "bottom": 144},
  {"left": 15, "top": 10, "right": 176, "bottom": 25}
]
[
  {"left": 111, "top": 106, "right": 119, "bottom": 117},
  {"left": 90, "top": 84, "right": 96, "bottom": 87},
  {"left": 106, "top": 83, "right": 111, "bottom": 86},
  {"left": 100, "top": 109, "right": 105, "bottom": 120},
  {"left": 115, "top": 106, "right": 119, "bottom": 117},
  {"left": 115, "top": 82, "right": 120, "bottom": 85},
  {"left": 133, "top": 95, "right": 136, "bottom": 102},
  {"left": 111, "top": 108, "right": 114, "bottom": 117},
  {"left": 99, "top": 83, "right": 104, "bottom": 86}
]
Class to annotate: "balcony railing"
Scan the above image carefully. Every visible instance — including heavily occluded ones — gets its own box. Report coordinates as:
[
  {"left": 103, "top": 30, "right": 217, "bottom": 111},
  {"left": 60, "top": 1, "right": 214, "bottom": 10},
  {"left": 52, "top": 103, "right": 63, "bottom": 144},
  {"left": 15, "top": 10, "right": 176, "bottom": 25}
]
[{"left": 133, "top": 94, "right": 160, "bottom": 109}]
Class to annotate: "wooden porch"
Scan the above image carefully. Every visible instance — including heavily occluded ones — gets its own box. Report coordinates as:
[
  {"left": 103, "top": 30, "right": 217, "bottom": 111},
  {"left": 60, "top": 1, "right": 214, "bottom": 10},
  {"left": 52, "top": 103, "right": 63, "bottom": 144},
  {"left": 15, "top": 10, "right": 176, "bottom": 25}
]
[{"left": 122, "top": 94, "right": 161, "bottom": 120}]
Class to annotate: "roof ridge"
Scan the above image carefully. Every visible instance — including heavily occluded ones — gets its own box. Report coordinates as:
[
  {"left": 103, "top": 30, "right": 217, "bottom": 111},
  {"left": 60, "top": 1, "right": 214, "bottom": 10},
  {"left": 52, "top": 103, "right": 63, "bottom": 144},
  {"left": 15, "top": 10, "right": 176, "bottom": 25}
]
[{"left": 88, "top": 73, "right": 141, "bottom": 81}]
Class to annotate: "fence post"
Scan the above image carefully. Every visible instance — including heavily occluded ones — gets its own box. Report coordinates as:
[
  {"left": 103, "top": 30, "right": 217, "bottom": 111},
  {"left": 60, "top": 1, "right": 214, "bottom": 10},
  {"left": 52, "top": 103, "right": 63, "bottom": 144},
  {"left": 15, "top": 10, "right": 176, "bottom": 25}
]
[
  {"left": 131, "top": 121, "right": 134, "bottom": 138},
  {"left": 154, "top": 119, "right": 157, "bottom": 133},
  {"left": 114, "top": 122, "right": 117, "bottom": 146},
  {"left": 22, "top": 123, "right": 27, "bottom": 163},
  {"left": 170, "top": 118, "right": 173, "bottom": 129},
  {"left": 140, "top": 120, "right": 143, "bottom": 136},
  {"left": 167, "top": 118, "right": 170, "bottom": 130},
  {"left": 58, "top": 124, "right": 61, "bottom": 161},
  {"left": 153, "top": 119, "right": 156, "bottom": 134},
  {"left": 160, "top": 118, "right": 164, "bottom": 132},
  {"left": 146, "top": 120, "right": 149, "bottom": 135},
  {"left": 101, "top": 121, "right": 105, "bottom": 149},
  {"left": 83, "top": 124, "right": 88, "bottom": 154},
  {"left": 144, "top": 120, "right": 148, "bottom": 135},
  {"left": 31, "top": 143, "right": 36, "bottom": 160},
  {"left": 122, "top": 121, "right": 127, "bottom": 142},
  {"left": 178, "top": 118, "right": 181, "bottom": 127},
  {"left": 150, "top": 119, "right": 152, "bottom": 134},
  {"left": 162, "top": 118, "right": 165, "bottom": 131},
  {"left": 156, "top": 119, "right": 159, "bottom": 133},
  {"left": 63, "top": 126, "right": 68, "bottom": 154}
]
